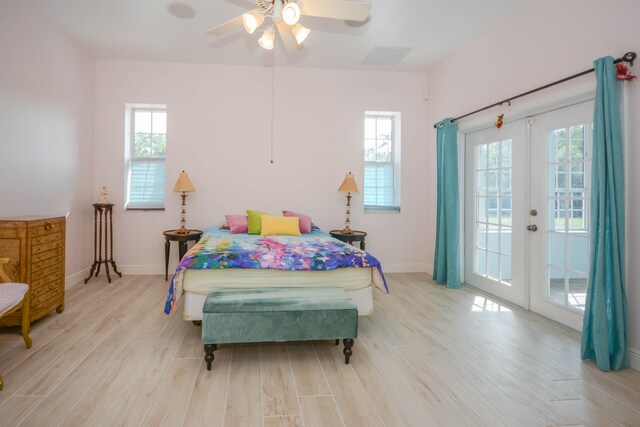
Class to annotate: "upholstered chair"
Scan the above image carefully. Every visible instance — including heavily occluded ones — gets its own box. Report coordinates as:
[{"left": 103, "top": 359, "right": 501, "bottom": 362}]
[{"left": 0, "top": 258, "right": 32, "bottom": 391}]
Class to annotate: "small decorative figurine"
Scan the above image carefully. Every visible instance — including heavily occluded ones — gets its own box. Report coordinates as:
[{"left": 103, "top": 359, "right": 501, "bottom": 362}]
[
  {"left": 495, "top": 114, "right": 504, "bottom": 129},
  {"left": 97, "top": 185, "right": 110, "bottom": 203}
]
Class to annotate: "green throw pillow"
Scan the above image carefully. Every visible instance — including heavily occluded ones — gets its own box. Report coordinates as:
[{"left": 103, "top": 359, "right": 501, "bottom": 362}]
[{"left": 247, "top": 210, "right": 270, "bottom": 234}]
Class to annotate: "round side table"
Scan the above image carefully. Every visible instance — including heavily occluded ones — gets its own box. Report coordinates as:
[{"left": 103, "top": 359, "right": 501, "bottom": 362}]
[
  {"left": 163, "top": 229, "right": 203, "bottom": 280},
  {"left": 329, "top": 230, "right": 367, "bottom": 250}
]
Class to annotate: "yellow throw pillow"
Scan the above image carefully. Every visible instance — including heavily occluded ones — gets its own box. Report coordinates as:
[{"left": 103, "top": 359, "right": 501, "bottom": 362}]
[{"left": 260, "top": 215, "right": 301, "bottom": 236}]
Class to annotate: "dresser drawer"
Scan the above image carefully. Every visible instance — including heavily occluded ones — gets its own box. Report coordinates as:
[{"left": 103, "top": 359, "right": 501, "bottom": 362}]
[
  {"left": 30, "top": 231, "right": 63, "bottom": 246},
  {"left": 32, "top": 255, "right": 63, "bottom": 273},
  {"left": 32, "top": 240, "right": 63, "bottom": 256},
  {"left": 32, "top": 286, "right": 64, "bottom": 307},
  {"left": 31, "top": 270, "right": 63, "bottom": 290},
  {"left": 32, "top": 247, "right": 63, "bottom": 264},
  {"left": 31, "top": 263, "right": 62, "bottom": 282},
  {"left": 27, "top": 218, "right": 65, "bottom": 238}
]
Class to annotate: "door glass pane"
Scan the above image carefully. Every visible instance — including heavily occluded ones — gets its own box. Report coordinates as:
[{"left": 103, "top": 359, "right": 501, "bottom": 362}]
[
  {"left": 548, "top": 267, "right": 566, "bottom": 304},
  {"left": 477, "top": 223, "right": 487, "bottom": 250},
  {"left": 568, "top": 273, "right": 587, "bottom": 310},
  {"left": 548, "top": 232, "right": 565, "bottom": 267},
  {"left": 476, "top": 145, "right": 487, "bottom": 169},
  {"left": 500, "top": 228, "right": 511, "bottom": 256},
  {"left": 477, "top": 197, "right": 487, "bottom": 223},
  {"left": 476, "top": 171, "right": 487, "bottom": 195},
  {"left": 487, "top": 227, "right": 499, "bottom": 252},
  {"left": 567, "top": 234, "right": 588, "bottom": 274},
  {"left": 487, "top": 252, "right": 499, "bottom": 280},
  {"left": 546, "top": 125, "right": 591, "bottom": 311},
  {"left": 477, "top": 250, "right": 486, "bottom": 276},
  {"left": 487, "top": 198, "right": 499, "bottom": 225},
  {"left": 474, "top": 139, "right": 512, "bottom": 286},
  {"left": 501, "top": 140, "right": 512, "bottom": 167},
  {"left": 488, "top": 141, "right": 499, "bottom": 168},
  {"left": 500, "top": 255, "right": 512, "bottom": 285},
  {"left": 569, "top": 125, "right": 585, "bottom": 160}
]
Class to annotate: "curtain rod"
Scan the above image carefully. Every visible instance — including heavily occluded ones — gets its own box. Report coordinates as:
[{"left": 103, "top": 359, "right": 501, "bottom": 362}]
[{"left": 433, "top": 51, "right": 637, "bottom": 129}]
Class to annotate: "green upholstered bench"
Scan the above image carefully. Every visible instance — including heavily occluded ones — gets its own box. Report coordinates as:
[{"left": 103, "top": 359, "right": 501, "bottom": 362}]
[{"left": 202, "top": 287, "right": 358, "bottom": 370}]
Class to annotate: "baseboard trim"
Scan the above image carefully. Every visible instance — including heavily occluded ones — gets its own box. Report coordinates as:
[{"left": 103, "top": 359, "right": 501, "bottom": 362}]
[
  {"left": 630, "top": 347, "right": 640, "bottom": 372},
  {"left": 65, "top": 268, "right": 90, "bottom": 288},
  {"left": 118, "top": 265, "right": 173, "bottom": 276}
]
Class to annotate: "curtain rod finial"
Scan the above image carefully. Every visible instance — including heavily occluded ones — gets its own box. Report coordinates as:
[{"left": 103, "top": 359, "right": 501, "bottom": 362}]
[{"left": 623, "top": 52, "right": 636, "bottom": 65}]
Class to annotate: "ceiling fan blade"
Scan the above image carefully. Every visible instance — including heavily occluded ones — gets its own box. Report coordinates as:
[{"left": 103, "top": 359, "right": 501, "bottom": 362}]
[
  {"left": 302, "top": 0, "right": 371, "bottom": 22},
  {"left": 206, "top": 15, "right": 244, "bottom": 36},
  {"left": 276, "top": 22, "right": 299, "bottom": 54}
]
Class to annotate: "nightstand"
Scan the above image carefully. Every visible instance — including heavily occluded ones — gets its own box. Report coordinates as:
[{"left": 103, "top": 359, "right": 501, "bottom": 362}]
[
  {"left": 164, "top": 229, "right": 203, "bottom": 281},
  {"left": 329, "top": 230, "right": 367, "bottom": 250}
]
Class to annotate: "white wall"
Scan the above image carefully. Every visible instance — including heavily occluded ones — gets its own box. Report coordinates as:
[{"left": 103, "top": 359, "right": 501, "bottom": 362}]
[
  {"left": 426, "top": 0, "right": 640, "bottom": 361},
  {"left": 0, "top": 0, "right": 95, "bottom": 278},
  {"left": 94, "top": 60, "right": 429, "bottom": 272}
]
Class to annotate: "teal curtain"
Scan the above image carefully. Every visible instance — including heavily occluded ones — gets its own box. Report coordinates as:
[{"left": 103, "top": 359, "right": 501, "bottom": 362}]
[
  {"left": 433, "top": 119, "right": 460, "bottom": 289},
  {"left": 581, "top": 56, "right": 629, "bottom": 371}
]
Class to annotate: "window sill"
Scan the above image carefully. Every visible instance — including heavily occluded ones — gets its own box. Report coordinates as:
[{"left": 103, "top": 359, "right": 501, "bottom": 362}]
[
  {"left": 124, "top": 207, "right": 165, "bottom": 212},
  {"left": 364, "top": 206, "right": 401, "bottom": 214}
]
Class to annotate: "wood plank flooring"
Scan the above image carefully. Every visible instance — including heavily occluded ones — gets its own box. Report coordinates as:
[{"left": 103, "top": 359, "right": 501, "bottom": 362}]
[{"left": 1, "top": 273, "right": 640, "bottom": 426}]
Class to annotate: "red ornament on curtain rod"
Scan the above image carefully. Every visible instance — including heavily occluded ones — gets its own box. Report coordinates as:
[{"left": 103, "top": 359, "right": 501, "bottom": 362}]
[{"left": 616, "top": 62, "right": 636, "bottom": 81}]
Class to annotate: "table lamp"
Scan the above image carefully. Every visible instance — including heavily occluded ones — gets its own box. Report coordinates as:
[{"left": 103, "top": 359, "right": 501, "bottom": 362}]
[
  {"left": 337, "top": 172, "right": 359, "bottom": 234},
  {"left": 173, "top": 170, "right": 196, "bottom": 234}
]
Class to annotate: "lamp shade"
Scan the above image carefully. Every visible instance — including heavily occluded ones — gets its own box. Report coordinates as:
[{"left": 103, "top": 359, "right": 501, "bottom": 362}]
[
  {"left": 338, "top": 172, "right": 359, "bottom": 194},
  {"left": 258, "top": 26, "right": 276, "bottom": 50},
  {"left": 243, "top": 11, "right": 264, "bottom": 34},
  {"left": 173, "top": 170, "right": 196, "bottom": 193},
  {"left": 291, "top": 23, "right": 310, "bottom": 45},
  {"left": 282, "top": 1, "right": 301, "bottom": 25}
]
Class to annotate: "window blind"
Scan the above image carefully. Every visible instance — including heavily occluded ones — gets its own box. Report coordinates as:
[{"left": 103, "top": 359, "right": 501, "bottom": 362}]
[
  {"left": 126, "top": 159, "right": 165, "bottom": 209},
  {"left": 364, "top": 162, "right": 398, "bottom": 210}
]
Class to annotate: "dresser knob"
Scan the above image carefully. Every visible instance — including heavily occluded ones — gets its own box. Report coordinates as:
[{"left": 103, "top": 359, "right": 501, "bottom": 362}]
[{"left": 44, "top": 222, "right": 54, "bottom": 231}]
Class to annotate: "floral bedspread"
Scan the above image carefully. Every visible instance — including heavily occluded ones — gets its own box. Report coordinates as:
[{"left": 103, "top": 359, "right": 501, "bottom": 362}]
[{"left": 164, "top": 227, "right": 388, "bottom": 314}]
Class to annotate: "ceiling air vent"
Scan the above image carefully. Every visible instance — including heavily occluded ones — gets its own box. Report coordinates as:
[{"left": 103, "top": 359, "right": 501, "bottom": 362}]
[{"left": 362, "top": 46, "right": 413, "bottom": 65}]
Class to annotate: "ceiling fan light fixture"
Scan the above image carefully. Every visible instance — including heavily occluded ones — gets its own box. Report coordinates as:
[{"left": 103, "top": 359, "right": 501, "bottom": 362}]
[
  {"left": 282, "top": 2, "right": 301, "bottom": 26},
  {"left": 242, "top": 11, "right": 264, "bottom": 34},
  {"left": 258, "top": 26, "right": 276, "bottom": 50},
  {"left": 291, "top": 23, "right": 310, "bottom": 45}
]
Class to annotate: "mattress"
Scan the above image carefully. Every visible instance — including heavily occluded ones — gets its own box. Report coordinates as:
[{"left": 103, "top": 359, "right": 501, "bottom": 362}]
[
  {"left": 181, "top": 267, "right": 375, "bottom": 320},
  {"left": 183, "top": 266, "right": 373, "bottom": 294}
]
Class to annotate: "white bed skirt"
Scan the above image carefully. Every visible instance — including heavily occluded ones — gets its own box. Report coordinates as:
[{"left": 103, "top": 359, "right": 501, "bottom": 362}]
[{"left": 182, "top": 286, "right": 373, "bottom": 320}]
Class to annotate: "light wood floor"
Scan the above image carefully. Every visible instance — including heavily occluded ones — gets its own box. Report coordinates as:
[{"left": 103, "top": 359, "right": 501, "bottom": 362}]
[{"left": 1, "top": 273, "right": 640, "bottom": 426}]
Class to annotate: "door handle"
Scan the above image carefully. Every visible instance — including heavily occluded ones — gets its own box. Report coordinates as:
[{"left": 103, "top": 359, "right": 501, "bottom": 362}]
[{"left": 527, "top": 224, "right": 538, "bottom": 232}]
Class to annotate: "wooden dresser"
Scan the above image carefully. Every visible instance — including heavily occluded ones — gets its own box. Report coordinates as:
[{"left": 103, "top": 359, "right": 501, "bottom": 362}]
[{"left": 0, "top": 216, "right": 65, "bottom": 326}]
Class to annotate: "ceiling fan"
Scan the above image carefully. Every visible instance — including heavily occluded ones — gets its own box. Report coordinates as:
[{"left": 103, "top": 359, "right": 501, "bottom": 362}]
[{"left": 207, "top": 0, "right": 372, "bottom": 53}]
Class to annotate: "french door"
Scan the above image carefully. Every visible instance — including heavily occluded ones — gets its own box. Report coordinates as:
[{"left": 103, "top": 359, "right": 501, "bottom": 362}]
[
  {"left": 464, "top": 101, "right": 594, "bottom": 330},
  {"left": 464, "top": 120, "right": 529, "bottom": 308},
  {"left": 529, "top": 101, "right": 593, "bottom": 330}
]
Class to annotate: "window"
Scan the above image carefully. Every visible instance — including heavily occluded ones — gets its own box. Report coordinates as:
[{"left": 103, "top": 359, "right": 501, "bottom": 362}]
[
  {"left": 364, "top": 111, "right": 401, "bottom": 212},
  {"left": 125, "top": 105, "right": 167, "bottom": 210},
  {"left": 549, "top": 124, "right": 589, "bottom": 232}
]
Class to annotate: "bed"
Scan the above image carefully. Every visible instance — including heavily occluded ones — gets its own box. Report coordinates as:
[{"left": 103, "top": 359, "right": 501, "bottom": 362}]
[{"left": 164, "top": 226, "right": 388, "bottom": 320}]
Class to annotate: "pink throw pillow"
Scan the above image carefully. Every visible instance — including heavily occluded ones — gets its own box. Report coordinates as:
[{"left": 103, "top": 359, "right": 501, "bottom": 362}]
[
  {"left": 282, "top": 210, "right": 311, "bottom": 234},
  {"left": 225, "top": 215, "right": 248, "bottom": 234}
]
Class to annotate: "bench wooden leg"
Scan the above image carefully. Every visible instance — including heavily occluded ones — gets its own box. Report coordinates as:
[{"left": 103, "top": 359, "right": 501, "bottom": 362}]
[
  {"left": 335, "top": 339, "right": 339, "bottom": 345},
  {"left": 21, "top": 290, "right": 32, "bottom": 349},
  {"left": 204, "top": 344, "right": 217, "bottom": 370},
  {"left": 343, "top": 339, "right": 354, "bottom": 364}
]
